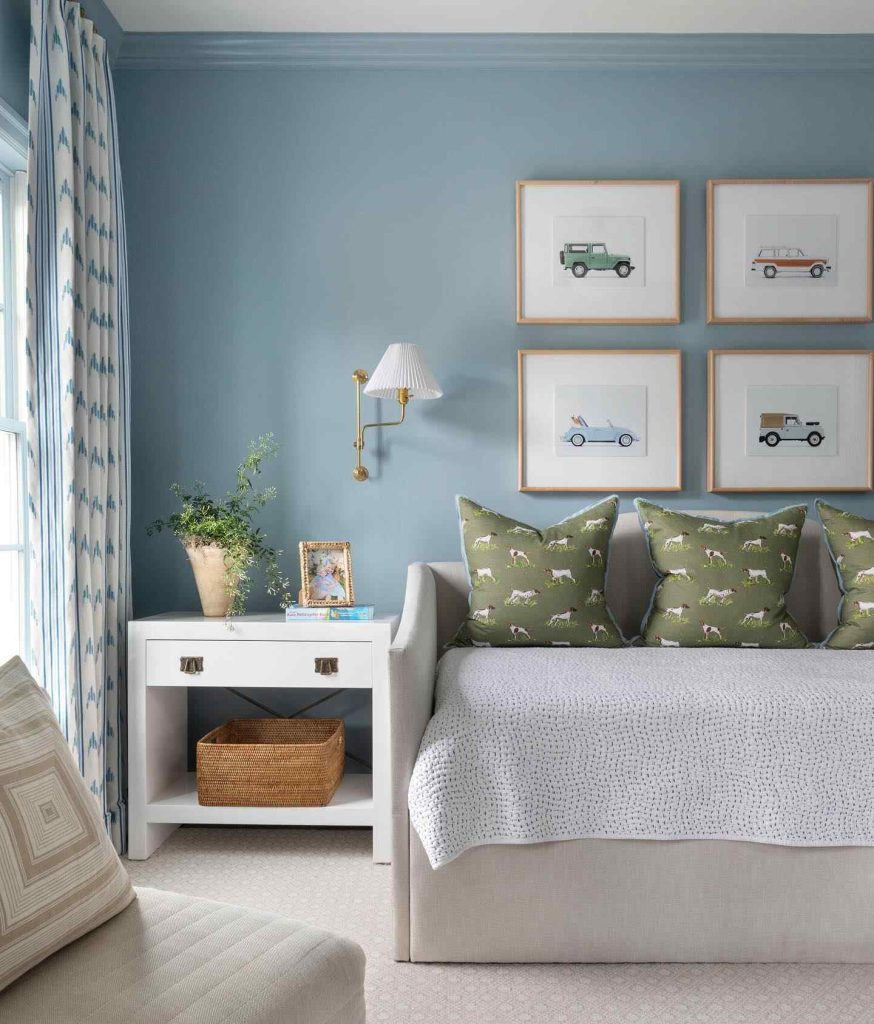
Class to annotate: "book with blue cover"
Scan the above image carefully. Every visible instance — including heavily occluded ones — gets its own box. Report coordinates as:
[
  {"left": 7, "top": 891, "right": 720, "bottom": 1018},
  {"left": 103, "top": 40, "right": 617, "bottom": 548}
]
[
  {"left": 284, "top": 606, "right": 331, "bottom": 620},
  {"left": 328, "top": 605, "right": 374, "bottom": 620},
  {"left": 285, "top": 605, "right": 375, "bottom": 621}
]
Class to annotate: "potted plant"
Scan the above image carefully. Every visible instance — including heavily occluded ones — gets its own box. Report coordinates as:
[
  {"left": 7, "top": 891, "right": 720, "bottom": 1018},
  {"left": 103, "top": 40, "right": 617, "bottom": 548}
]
[{"left": 148, "top": 434, "right": 292, "bottom": 617}]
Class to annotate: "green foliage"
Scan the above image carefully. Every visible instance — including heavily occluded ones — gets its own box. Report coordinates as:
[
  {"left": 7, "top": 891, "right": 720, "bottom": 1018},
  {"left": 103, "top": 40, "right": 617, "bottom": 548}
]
[{"left": 147, "top": 435, "right": 292, "bottom": 615}]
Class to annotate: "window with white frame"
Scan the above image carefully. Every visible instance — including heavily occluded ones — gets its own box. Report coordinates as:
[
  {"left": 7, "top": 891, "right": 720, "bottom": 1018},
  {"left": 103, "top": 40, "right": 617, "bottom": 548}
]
[{"left": 0, "top": 107, "right": 28, "bottom": 666}]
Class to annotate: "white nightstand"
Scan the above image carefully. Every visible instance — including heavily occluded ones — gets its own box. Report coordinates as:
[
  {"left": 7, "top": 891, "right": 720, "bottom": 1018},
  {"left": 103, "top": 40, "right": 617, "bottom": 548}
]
[{"left": 127, "top": 613, "right": 397, "bottom": 863}]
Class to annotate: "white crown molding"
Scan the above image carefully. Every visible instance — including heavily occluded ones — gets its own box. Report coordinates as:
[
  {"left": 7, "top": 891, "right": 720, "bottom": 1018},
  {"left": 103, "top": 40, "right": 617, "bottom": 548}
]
[{"left": 114, "top": 32, "right": 874, "bottom": 72}]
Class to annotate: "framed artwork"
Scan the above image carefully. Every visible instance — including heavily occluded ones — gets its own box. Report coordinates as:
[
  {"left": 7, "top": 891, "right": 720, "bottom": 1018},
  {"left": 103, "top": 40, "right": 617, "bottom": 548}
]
[
  {"left": 707, "top": 350, "right": 874, "bottom": 493},
  {"left": 707, "top": 179, "right": 874, "bottom": 324},
  {"left": 299, "top": 541, "right": 355, "bottom": 606},
  {"left": 516, "top": 180, "right": 681, "bottom": 324},
  {"left": 518, "top": 349, "right": 682, "bottom": 492}
]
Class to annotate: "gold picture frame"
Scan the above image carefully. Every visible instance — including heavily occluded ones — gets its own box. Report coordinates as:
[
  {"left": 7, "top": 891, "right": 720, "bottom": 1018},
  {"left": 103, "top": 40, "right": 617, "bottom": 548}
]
[
  {"left": 518, "top": 348, "right": 683, "bottom": 492},
  {"left": 706, "top": 178, "right": 874, "bottom": 324},
  {"left": 516, "top": 179, "right": 681, "bottom": 325},
  {"left": 707, "top": 349, "right": 874, "bottom": 493},
  {"left": 298, "top": 541, "right": 355, "bottom": 607}
]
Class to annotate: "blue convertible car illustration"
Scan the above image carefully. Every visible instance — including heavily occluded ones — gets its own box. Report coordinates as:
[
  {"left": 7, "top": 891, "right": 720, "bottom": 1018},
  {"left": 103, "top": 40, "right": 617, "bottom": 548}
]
[{"left": 560, "top": 415, "right": 639, "bottom": 448}]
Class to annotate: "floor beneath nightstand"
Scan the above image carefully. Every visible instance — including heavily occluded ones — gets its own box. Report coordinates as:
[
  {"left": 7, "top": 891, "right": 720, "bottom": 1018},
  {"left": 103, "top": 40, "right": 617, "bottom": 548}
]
[{"left": 126, "top": 827, "right": 874, "bottom": 1024}]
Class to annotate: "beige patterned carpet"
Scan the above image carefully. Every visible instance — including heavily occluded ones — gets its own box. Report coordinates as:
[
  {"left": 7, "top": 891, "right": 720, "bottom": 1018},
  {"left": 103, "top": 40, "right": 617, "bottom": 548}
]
[{"left": 126, "top": 827, "right": 874, "bottom": 1023}]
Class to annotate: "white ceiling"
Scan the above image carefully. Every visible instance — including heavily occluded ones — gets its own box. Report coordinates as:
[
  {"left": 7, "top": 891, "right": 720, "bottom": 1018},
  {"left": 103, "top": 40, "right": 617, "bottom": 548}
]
[{"left": 103, "top": 0, "right": 874, "bottom": 35}]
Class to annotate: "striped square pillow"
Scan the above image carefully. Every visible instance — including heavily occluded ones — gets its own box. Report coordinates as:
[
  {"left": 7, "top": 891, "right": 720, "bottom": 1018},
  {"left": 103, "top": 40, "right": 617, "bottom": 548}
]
[{"left": 0, "top": 657, "right": 135, "bottom": 991}]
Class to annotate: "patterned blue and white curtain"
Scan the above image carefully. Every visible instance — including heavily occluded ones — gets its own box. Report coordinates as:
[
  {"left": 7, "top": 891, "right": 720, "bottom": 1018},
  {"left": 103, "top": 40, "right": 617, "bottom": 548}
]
[{"left": 26, "top": 0, "right": 131, "bottom": 851}]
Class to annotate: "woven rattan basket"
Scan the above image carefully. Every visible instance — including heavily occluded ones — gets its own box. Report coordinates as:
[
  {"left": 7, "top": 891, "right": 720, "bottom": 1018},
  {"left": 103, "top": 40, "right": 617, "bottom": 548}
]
[{"left": 196, "top": 718, "right": 345, "bottom": 807}]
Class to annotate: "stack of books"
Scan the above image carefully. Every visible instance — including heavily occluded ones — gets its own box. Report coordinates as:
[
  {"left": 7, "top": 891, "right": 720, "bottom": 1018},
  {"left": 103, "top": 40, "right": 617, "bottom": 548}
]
[{"left": 285, "top": 605, "right": 375, "bottom": 621}]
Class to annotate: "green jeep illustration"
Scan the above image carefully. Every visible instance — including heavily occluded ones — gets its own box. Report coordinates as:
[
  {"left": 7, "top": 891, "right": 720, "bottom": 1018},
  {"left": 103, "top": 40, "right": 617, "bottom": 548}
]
[{"left": 559, "top": 242, "right": 634, "bottom": 279}]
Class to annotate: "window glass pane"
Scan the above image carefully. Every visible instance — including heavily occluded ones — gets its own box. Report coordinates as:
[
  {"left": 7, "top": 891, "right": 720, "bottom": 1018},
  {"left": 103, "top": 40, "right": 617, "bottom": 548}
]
[
  {"left": 0, "top": 181, "right": 5, "bottom": 305},
  {"left": 0, "top": 430, "right": 20, "bottom": 545},
  {"left": 0, "top": 304, "right": 5, "bottom": 416},
  {"left": 13, "top": 171, "right": 27, "bottom": 422},
  {"left": 0, "top": 181, "right": 6, "bottom": 415},
  {"left": 0, "top": 550, "right": 22, "bottom": 664}
]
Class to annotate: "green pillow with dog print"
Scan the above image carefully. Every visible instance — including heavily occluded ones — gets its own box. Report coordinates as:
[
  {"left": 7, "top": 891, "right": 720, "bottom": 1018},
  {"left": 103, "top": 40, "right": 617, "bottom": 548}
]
[
  {"left": 817, "top": 501, "right": 874, "bottom": 650},
  {"left": 452, "top": 495, "right": 623, "bottom": 648},
  {"left": 635, "top": 499, "right": 808, "bottom": 648}
]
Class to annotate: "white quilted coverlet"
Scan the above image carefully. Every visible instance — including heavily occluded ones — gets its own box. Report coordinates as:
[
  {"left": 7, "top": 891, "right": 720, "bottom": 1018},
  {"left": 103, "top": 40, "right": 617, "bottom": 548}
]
[{"left": 409, "top": 648, "right": 874, "bottom": 868}]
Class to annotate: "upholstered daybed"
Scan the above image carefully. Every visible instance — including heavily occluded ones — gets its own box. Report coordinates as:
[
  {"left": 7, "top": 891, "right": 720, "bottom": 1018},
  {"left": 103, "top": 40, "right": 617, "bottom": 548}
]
[{"left": 389, "top": 511, "right": 874, "bottom": 963}]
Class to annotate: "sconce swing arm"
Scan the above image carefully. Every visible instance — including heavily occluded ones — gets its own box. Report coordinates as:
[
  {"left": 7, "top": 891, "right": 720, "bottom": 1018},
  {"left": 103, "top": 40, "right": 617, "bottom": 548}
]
[{"left": 352, "top": 369, "right": 409, "bottom": 481}]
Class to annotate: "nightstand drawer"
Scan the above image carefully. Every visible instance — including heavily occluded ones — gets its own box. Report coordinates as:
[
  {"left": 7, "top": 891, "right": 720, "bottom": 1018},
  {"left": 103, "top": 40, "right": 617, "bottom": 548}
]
[{"left": 145, "top": 640, "right": 372, "bottom": 689}]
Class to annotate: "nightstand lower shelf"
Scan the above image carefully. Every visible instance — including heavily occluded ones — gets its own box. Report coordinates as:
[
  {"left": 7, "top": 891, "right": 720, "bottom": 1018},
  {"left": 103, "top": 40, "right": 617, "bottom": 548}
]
[{"left": 147, "top": 772, "right": 373, "bottom": 826}]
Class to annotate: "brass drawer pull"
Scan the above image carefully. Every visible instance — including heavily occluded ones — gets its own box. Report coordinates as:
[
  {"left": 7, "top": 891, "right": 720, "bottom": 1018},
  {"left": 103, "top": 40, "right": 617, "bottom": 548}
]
[
  {"left": 314, "top": 657, "right": 339, "bottom": 676},
  {"left": 180, "top": 656, "right": 204, "bottom": 675}
]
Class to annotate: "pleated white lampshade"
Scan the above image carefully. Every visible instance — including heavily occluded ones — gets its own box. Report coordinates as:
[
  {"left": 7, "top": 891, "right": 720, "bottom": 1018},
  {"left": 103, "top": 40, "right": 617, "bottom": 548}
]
[{"left": 364, "top": 343, "right": 443, "bottom": 400}]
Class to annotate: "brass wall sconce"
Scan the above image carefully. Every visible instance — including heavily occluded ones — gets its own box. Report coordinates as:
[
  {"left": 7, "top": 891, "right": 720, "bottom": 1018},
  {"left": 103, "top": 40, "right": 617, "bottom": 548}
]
[{"left": 352, "top": 343, "right": 442, "bottom": 481}]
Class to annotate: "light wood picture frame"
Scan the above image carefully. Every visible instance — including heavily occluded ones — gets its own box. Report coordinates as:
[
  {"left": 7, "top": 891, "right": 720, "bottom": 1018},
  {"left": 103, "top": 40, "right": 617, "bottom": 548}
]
[
  {"left": 298, "top": 541, "right": 355, "bottom": 606},
  {"left": 707, "top": 349, "right": 874, "bottom": 493},
  {"left": 518, "top": 348, "right": 683, "bottom": 492},
  {"left": 516, "top": 180, "right": 681, "bottom": 324},
  {"left": 707, "top": 179, "right": 874, "bottom": 324}
]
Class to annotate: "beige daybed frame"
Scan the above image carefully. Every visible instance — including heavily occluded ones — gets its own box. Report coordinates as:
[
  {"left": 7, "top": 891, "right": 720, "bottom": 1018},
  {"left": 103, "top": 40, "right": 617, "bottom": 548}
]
[{"left": 390, "top": 511, "right": 874, "bottom": 963}]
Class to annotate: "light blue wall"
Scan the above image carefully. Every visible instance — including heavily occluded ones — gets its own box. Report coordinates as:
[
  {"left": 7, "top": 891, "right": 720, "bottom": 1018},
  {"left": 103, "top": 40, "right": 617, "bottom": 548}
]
[
  {"left": 115, "top": 62, "right": 874, "bottom": 631},
  {"left": 0, "top": 0, "right": 29, "bottom": 117}
]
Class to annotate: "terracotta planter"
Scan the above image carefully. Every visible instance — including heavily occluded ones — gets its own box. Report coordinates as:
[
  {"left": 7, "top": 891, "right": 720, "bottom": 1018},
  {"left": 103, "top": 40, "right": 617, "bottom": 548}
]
[{"left": 185, "top": 543, "right": 235, "bottom": 617}]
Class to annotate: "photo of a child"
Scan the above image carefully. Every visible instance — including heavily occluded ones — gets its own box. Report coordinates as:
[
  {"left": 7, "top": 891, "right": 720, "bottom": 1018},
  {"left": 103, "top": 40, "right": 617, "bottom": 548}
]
[
  {"left": 299, "top": 542, "right": 355, "bottom": 606},
  {"left": 310, "top": 555, "right": 347, "bottom": 602}
]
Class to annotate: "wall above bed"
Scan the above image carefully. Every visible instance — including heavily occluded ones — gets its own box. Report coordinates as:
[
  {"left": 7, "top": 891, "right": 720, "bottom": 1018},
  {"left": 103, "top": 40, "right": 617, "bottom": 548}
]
[{"left": 114, "top": 35, "right": 874, "bottom": 619}]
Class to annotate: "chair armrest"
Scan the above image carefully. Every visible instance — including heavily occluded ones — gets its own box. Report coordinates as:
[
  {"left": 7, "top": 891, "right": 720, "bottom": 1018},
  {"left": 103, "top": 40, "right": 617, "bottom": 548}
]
[{"left": 389, "top": 562, "right": 438, "bottom": 960}]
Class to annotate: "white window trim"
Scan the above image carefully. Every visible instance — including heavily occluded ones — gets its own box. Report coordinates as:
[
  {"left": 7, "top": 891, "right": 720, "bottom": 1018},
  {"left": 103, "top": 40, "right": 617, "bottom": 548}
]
[
  {"left": 0, "top": 98, "right": 29, "bottom": 664},
  {"left": 0, "top": 98, "right": 27, "bottom": 167}
]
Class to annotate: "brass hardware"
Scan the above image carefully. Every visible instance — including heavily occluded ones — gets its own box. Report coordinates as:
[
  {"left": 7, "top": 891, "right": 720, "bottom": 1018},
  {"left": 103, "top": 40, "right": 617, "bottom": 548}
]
[
  {"left": 353, "top": 369, "right": 408, "bottom": 482},
  {"left": 314, "top": 657, "right": 339, "bottom": 676},
  {"left": 180, "top": 656, "right": 204, "bottom": 674}
]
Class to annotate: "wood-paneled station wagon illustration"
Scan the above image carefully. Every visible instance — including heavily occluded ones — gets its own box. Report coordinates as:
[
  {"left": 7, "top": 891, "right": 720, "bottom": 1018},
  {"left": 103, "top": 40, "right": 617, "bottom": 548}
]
[
  {"left": 706, "top": 179, "right": 872, "bottom": 323},
  {"left": 751, "top": 247, "right": 832, "bottom": 280},
  {"left": 560, "top": 415, "right": 640, "bottom": 449},
  {"left": 559, "top": 242, "right": 635, "bottom": 279},
  {"left": 758, "top": 413, "right": 825, "bottom": 448}
]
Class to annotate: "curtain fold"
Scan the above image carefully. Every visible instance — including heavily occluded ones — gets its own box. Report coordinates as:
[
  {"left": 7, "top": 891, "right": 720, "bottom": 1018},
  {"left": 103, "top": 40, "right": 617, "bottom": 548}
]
[{"left": 26, "top": 0, "right": 131, "bottom": 851}]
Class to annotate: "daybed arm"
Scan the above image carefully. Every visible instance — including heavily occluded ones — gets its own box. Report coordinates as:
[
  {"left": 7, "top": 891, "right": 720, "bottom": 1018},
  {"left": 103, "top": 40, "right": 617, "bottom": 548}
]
[{"left": 389, "top": 562, "right": 438, "bottom": 961}]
